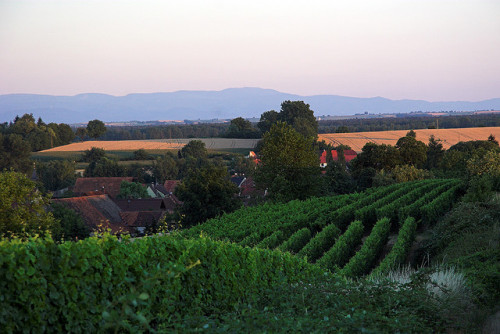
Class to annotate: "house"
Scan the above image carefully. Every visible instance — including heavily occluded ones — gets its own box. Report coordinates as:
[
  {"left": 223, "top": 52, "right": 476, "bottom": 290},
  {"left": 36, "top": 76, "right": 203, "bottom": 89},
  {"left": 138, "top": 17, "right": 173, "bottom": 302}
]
[
  {"left": 147, "top": 183, "right": 169, "bottom": 198},
  {"left": 52, "top": 195, "right": 125, "bottom": 234},
  {"left": 320, "top": 150, "right": 358, "bottom": 167},
  {"left": 230, "top": 176, "right": 246, "bottom": 188},
  {"left": 73, "top": 177, "right": 134, "bottom": 198},
  {"left": 119, "top": 211, "right": 166, "bottom": 235}
]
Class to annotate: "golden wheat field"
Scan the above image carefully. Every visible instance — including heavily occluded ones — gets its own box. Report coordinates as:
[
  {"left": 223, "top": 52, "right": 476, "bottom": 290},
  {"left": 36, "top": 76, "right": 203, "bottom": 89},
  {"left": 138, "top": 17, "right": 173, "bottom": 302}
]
[
  {"left": 318, "top": 127, "right": 500, "bottom": 152},
  {"left": 41, "top": 138, "right": 260, "bottom": 152}
]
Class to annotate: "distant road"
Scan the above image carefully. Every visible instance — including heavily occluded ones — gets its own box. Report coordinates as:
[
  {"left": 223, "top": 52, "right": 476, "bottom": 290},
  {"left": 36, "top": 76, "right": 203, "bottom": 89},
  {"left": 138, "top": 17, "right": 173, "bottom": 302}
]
[
  {"left": 41, "top": 138, "right": 260, "bottom": 152},
  {"left": 319, "top": 127, "right": 500, "bottom": 152}
]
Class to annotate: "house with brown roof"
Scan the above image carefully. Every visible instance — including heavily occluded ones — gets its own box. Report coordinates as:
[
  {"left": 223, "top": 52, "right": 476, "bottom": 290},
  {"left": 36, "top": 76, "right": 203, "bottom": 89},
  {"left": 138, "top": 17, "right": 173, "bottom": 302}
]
[
  {"left": 163, "top": 180, "right": 180, "bottom": 194},
  {"left": 73, "top": 177, "right": 134, "bottom": 198},
  {"left": 52, "top": 195, "right": 125, "bottom": 234}
]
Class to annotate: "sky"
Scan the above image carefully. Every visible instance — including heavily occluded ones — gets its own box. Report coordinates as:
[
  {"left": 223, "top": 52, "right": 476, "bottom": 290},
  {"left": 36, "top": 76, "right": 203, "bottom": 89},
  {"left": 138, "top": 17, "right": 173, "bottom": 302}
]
[{"left": 1, "top": 0, "right": 499, "bottom": 101}]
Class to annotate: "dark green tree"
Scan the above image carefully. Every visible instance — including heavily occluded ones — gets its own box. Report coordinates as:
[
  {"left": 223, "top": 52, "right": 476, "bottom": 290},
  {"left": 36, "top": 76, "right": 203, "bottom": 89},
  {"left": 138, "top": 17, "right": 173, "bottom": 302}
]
[
  {"left": 324, "top": 160, "right": 355, "bottom": 194},
  {"left": 84, "top": 158, "right": 126, "bottom": 177},
  {"left": 396, "top": 133, "right": 427, "bottom": 168},
  {"left": 254, "top": 122, "right": 320, "bottom": 202},
  {"left": 279, "top": 100, "right": 318, "bottom": 140},
  {"left": 153, "top": 153, "right": 179, "bottom": 182},
  {"left": 179, "top": 140, "right": 208, "bottom": 159},
  {"left": 174, "top": 164, "right": 241, "bottom": 226},
  {"left": 86, "top": 119, "right": 107, "bottom": 139},
  {"left": 0, "top": 171, "right": 56, "bottom": 238},
  {"left": 425, "top": 135, "right": 445, "bottom": 169},
  {"left": 257, "top": 110, "right": 280, "bottom": 134},
  {"left": 37, "top": 160, "right": 76, "bottom": 191},
  {"left": 75, "top": 127, "right": 87, "bottom": 141},
  {"left": 117, "top": 181, "right": 150, "bottom": 199},
  {"left": 226, "top": 117, "right": 259, "bottom": 138},
  {"left": 81, "top": 147, "right": 106, "bottom": 163},
  {"left": 0, "top": 133, "right": 32, "bottom": 172},
  {"left": 50, "top": 203, "right": 89, "bottom": 241},
  {"left": 132, "top": 149, "right": 151, "bottom": 160}
]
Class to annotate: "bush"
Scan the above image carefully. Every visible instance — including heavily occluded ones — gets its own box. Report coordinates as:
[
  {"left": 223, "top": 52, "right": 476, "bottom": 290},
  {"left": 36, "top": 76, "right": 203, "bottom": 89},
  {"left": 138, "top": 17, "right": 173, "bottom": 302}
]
[{"left": 256, "top": 230, "right": 285, "bottom": 249}]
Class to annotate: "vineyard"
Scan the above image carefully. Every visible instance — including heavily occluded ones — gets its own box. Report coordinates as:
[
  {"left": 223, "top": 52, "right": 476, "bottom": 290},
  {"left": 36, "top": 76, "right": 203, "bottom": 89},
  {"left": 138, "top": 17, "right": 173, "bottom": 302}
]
[{"left": 184, "top": 179, "right": 465, "bottom": 277}]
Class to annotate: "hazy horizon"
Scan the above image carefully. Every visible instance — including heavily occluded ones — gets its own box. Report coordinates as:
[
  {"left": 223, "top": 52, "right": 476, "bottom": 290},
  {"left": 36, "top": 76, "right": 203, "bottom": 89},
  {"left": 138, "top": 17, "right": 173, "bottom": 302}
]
[{"left": 1, "top": 1, "right": 499, "bottom": 102}]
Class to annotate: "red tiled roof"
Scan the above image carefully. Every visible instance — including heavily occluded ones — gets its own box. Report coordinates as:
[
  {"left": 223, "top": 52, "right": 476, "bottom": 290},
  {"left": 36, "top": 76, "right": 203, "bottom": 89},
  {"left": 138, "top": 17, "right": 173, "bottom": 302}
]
[
  {"left": 163, "top": 180, "right": 180, "bottom": 193},
  {"left": 113, "top": 198, "right": 173, "bottom": 212},
  {"left": 73, "top": 177, "right": 134, "bottom": 198},
  {"left": 120, "top": 211, "right": 165, "bottom": 227},
  {"left": 53, "top": 195, "right": 123, "bottom": 232},
  {"left": 320, "top": 150, "right": 327, "bottom": 164}
]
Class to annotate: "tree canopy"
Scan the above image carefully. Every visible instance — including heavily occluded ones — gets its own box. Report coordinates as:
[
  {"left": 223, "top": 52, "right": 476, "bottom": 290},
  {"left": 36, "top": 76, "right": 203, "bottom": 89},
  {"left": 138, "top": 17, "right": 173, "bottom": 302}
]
[
  {"left": 255, "top": 122, "right": 320, "bottom": 202},
  {"left": 0, "top": 171, "right": 56, "bottom": 238},
  {"left": 174, "top": 164, "right": 241, "bottom": 226},
  {"left": 86, "top": 119, "right": 107, "bottom": 139}
]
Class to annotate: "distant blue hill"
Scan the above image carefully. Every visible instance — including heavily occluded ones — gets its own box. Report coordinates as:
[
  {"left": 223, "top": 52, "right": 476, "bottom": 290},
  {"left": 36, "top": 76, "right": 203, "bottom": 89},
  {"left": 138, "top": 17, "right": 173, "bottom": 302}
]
[{"left": 0, "top": 87, "right": 499, "bottom": 123}]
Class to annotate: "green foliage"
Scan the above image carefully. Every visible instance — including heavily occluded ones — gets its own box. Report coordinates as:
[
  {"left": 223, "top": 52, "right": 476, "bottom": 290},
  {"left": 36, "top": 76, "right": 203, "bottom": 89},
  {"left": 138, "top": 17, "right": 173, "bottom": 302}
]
[
  {"left": 316, "top": 220, "right": 364, "bottom": 272},
  {"left": 117, "top": 181, "right": 150, "bottom": 199},
  {"left": 175, "top": 164, "right": 241, "bottom": 226},
  {"left": 391, "top": 164, "right": 433, "bottom": 183},
  {"left": 341, "top": 217, "right": 391, "bottom": 277},
  {"left": 50, "top": 203, "right": 89, "bottom": 241},
  {"left": 81, "top": 147, "right": 106, "bottom": 163},
  {"left": 226, "top": 117, "right": 260, "bottom": 138},
  {"left": 420, "top": 183, "right": 465, "bottom": 225},
  {"left": 179, "top": 140, "right": 207, "bottom": 159},
  {"left": 426, "top": 135, "right": 445, "bottom": 169},
  {"left": 153, "top": 153, "right": 179, "bottom": 183},
  {"left": 84, "top": 158, "right": 126, "bottom": 177},
  {"left": 372, "top": 217, "right": 417, "bottom": 275},
  {"left": 0, "top": 171, "right": 56, "bottom": 238},
  {"left": 86, "top": 119, "right": 107, "bottom": 139},
  {"left": 0, "top": 133, "right": 32, "bottom": 172},
  {"left": 132, "top": 149, "right": 151, "bottom": 160},
  {"left": 0, "top": 234, "right": 325, "bottom": 332},
  {"left": 255, "top": 122, "right": 320, "bottom": 202},
  {"left": 255, "top": 230, "right": 285, "bottom": 249},
  {"left": 277, "top": 228, "right": 312, "bottom": 254},
  {"left": 37, "top": 160, "right": 76, "bottom": 191},
  {"left": 395, "top": 134, "right": 428, "bottom": 168},
  {"left": 297, "top": 223, "right": 341, "bottom": 263},
  {"left": 257, "top": 110, "right": 279, "bottom": 134}
]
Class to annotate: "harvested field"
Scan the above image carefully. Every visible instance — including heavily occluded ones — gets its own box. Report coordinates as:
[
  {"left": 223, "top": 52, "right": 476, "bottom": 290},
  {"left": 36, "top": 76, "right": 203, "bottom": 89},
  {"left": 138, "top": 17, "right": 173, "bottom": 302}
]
[
  {"left": 40, "top": 138, "right": 259, "bottom": 153},
  {"left": 318, "top": 127, "right": 500, "bottom": 152}
]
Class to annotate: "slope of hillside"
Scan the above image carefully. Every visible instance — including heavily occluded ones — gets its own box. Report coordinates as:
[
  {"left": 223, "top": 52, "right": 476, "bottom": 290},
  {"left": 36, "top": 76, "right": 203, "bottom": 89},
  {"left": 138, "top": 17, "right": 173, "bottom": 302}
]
[{"left": 319, "top": 126, "right": 500, "bottom": 151}]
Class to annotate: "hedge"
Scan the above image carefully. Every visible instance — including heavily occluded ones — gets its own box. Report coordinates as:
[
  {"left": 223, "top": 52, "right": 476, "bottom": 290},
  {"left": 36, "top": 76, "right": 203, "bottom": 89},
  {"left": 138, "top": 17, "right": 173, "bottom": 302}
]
[
  {"left": 0, "top": 234, "right": 326, "bottom": 333},
  {"left": 255, "top": 230, "right": 285, "bottom": 249}
]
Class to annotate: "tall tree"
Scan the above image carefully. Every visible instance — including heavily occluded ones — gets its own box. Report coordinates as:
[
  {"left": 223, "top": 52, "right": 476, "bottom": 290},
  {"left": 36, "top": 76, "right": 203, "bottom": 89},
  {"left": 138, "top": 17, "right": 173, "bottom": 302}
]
[
  {"left": 425, "top": 135, "right": 444, "bottom": 169},
  {"left": 37, "top": 160, "right": 76, "bottom": 191},
  {"left": 257, "top": 110, "right": 279, "bottom": 134},
  {"left": 0, "top": 171, "right": 56, "bottom": 238},
  {"left": 395, "top": 133, "right": 427, "bottom": 168},
  {"left": 0, "top": 133, "right": 32, "bottom": 172},
  {"left": 179, "top": 140, "right": 208, "bottom": 159},
  {"left": 255, "top": 122, "right": 320, "bottom": 202},
  {"left": 226, "top": 117, "right": 259, "bottom": 138},
  {"left": 279, "top": 101, "right": 318, "bottom": 140},
  {"left": 153, "top": 153, "right": 179, "bottom": 182},
  {"left": 86, "top": 119, "right": 107, "bottom": 139},
  {"left": 175, "top": 164, "right": 241, "bottom": 226}
]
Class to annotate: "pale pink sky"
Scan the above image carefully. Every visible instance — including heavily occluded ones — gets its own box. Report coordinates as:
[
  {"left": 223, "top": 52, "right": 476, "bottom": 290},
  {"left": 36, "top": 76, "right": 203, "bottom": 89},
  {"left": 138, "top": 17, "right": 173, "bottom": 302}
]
[{"left": 1, "top": 0, "right": 499, "bottom": 101}]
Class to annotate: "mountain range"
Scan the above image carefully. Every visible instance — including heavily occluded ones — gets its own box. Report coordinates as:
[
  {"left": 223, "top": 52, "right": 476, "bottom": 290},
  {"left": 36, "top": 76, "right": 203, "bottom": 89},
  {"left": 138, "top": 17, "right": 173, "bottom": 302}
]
[{"left": 1, "top": 87, "right": 499, "bottom": 123}]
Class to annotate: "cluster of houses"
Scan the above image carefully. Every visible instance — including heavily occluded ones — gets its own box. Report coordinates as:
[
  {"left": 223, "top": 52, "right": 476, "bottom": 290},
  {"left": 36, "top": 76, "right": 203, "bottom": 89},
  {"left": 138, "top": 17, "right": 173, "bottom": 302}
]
[
  {"left": 52, "top": 177, "right": 181, "bottom": 236},
  {"left": 49, "top": 149, "right": 355, "bottom": 236}
]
